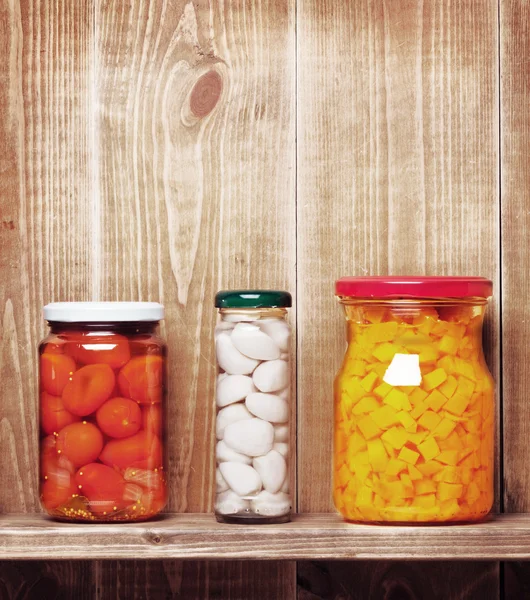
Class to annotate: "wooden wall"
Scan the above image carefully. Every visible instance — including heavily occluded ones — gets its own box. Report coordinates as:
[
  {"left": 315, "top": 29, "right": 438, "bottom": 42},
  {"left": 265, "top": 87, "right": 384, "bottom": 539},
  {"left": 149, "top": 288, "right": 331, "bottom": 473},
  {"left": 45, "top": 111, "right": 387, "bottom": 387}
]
[{"left": 0, "top": 0, "right": 528, "bottom": 598}]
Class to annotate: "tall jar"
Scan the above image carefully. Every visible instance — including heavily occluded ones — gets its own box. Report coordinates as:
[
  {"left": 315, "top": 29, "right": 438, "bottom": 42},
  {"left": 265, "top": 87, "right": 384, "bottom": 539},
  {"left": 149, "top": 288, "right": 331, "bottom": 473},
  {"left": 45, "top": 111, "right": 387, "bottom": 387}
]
[
  {"left": 333, "top": 277, "right": 494, "bottom": 524},
  {"left": 39, "top": 302, "right": 167, "bottom": 522},
  {"left": 214, "top": 290, "right": 292, "bottom": 524}
]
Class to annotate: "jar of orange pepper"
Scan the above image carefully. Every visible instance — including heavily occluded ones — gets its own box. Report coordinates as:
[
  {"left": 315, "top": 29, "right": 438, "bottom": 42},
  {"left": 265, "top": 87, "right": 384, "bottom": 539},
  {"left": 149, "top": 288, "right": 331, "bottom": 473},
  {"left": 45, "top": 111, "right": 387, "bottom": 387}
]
[
  {"left": 39, "top": 302, "right": 167, "bottom": 522},
  {"left": 334, "top": 277, "right": 494, "bottom": 523}
]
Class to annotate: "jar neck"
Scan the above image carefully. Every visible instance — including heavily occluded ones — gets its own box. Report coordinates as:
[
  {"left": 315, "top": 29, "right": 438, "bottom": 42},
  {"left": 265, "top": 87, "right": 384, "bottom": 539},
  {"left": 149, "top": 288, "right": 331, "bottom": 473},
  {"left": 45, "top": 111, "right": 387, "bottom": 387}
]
[
  {"left": 47, "top": 321, "right": 160, "bottom": 335},
  {"left": 219, "top": 308, "right": 288, "bottom": 320}
]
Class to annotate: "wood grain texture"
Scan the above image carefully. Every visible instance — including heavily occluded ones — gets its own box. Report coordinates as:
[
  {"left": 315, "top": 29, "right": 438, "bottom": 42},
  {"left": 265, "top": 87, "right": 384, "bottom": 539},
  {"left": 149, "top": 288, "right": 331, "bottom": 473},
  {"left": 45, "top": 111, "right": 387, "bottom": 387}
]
[
  {"left": 0, "top": 0, "right": 94, "bottom": 513},
  {"left": 297, "top": 561, "right": 498, "bottom": 600},
  {"left": 500, "top": 1, "right": 530, "bottom": 596},
  {"left": 0, "top": 2, "right": 96, "bottom": 595},
  {"left": 95, "top": 560, "right": 296, "bottom": 600},
  {"left": 500, "top": 0, "right": 530, "bottom": 514},
  {"left": 95, "top": 0, "right": 295, "bottom": 597},
  {"left": 2, "top": 513, "right": 530, "bottom": 561}
]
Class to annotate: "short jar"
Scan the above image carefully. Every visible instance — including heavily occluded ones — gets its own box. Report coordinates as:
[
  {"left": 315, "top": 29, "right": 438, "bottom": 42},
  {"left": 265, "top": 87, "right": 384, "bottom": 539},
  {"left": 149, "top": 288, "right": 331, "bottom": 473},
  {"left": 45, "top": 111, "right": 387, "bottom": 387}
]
[
  {"left": 214, "top": 290, "right": 292, "bottom": 524},
  {"left": 334, "top": 277, "right": 494, "bottom": 524},
  {"left": 39, "top": 302, "right": 167, "bottom": 522}
]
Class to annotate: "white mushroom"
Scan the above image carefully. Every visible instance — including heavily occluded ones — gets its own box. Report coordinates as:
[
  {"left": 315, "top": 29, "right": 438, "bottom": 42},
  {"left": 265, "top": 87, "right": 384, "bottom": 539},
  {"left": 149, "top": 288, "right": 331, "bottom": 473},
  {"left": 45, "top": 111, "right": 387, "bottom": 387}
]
[
  {"left": 216, "top": 403, "right": 252, "bottom": 439},
  {"left": 253, "top": 359, "right": 289, "bottom": 393},
  {"left": 253, "top": 450, "right": 287, "bottom": 494},
  {"left": 216, "top": 467, "right": 229, "bottom": 493},
  {"left": 258, "top": 319, "right": 290, "bottom": 352},
  {"left": 216, "top": 440, "right": 252, "bottom": 465},
  {"left": 223, "top": 417, "right": 274, "bottom": 457},
  {"left": 219, "top": 462, "right": 262, "bottom": 496},
  {"left": 273, "top": 442, "right": 289, "bottom": 458},
  {"left": 246, "top": 392, "right": 289, "bottom": 423},
  {"left": 216, "top": 374, "right": 256, "bottom": 407},
  {"left": 216, "top": 333, "right": 259, "bottom": 375},
  {"left": 231, "top": 323, "right": 280, "bottom": 360}
]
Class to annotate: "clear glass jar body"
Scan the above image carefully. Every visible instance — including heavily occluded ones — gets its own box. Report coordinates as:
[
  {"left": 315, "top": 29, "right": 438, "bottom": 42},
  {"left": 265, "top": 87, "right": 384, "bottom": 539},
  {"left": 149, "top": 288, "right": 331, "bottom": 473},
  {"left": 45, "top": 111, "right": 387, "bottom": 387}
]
[
  {"left": 214, "top": 308, "right": 292, "bottom": 523},
  {"left": 39, "top": 321, "right": 167, "bottom": 522},
  {"left": 334, "top": 299, "right": 494, "bottom": 523}
]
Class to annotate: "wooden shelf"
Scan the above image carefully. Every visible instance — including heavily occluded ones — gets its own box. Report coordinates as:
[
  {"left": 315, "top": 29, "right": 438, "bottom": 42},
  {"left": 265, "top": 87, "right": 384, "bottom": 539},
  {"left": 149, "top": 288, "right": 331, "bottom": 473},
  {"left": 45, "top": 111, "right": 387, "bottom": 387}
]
[{"left": 1, "top": 513, "right": 530, "bottom": 561}]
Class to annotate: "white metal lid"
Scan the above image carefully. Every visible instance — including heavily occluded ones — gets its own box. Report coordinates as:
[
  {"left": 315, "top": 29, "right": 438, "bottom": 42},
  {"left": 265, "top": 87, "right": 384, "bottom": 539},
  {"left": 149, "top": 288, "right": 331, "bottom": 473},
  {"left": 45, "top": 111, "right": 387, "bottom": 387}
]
[{"left": 43, "top": 302, "right": 164, "bottom": 323}]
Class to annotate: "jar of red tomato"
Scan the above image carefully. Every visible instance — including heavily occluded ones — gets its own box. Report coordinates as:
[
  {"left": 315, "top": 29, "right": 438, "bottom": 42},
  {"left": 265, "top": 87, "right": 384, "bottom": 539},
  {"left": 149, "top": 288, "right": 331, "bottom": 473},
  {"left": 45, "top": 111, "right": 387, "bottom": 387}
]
[{"left": 39, "top": 302, "right": 167, "bottom": 522}]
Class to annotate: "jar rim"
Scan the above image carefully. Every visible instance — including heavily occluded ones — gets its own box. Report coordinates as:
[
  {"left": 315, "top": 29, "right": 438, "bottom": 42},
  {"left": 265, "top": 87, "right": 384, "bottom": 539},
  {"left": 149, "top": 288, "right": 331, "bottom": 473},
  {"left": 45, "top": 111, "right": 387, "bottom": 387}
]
[
  {"left": 335, "top": 276, "right": 492, "bottom": 299},
  {"left": 43, "top": 302, "right": 164, "bottom": 323}
]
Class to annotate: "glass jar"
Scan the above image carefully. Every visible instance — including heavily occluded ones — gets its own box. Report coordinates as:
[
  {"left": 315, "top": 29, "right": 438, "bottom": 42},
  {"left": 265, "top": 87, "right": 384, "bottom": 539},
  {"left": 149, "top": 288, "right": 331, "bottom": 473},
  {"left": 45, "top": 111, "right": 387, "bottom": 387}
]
[
  {"left": 333, "top": 277, "right": 494, "bottom": 524},
  {"left": 214, "top": 290, "right": 292, "bottom": 524},
  {"left": 39, "top": 302, "right": 167, "bottom": 522}
]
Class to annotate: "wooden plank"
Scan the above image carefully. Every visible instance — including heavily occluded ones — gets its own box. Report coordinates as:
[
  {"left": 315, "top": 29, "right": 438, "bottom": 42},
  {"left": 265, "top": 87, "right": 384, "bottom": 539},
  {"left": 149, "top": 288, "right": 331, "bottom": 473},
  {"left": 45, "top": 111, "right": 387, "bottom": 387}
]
[
  {"left": 2, "top": 513, "right": 530, "bottom": 561},
  {"left": 500, "top": 0, "right": 530, "bottom": 514},
  {"left": 94, "top": 560, "right": 296, "bottom": 599},
  {"left": 0, "top": 0, "right": 96, "bottom": 593},
  {"left": 296, "top": 0, "right": 499, "bottom": 597},
  {"left": 500, "top": 0, "right": 530, "bottom": 596},
  {"left": 0, "top": 0, "right": 94, "bottom": 511},
  {"left": 0, "top": 561, "right": 94, "bottom": 599},
  {"left": 298, "top": 561, "right": 498, "bottom": 600},
  {"left": 95, "top": 0, "right": 295, "bottom": 597}
]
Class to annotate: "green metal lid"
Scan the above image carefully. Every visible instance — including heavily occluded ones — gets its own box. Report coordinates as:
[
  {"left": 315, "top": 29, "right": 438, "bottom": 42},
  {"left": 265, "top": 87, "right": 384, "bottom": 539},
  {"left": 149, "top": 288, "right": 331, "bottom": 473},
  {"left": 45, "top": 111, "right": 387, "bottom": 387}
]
[{"left": 215, "top": 290, "right": 292, "bottom": 309}]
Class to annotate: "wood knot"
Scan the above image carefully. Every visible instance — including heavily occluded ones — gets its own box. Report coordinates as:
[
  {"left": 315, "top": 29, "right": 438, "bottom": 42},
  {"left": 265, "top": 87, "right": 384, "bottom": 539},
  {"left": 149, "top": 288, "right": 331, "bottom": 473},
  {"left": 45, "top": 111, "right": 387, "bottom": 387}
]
[{"left": 190, "top": 71, "right": 223, "bottom": 118}]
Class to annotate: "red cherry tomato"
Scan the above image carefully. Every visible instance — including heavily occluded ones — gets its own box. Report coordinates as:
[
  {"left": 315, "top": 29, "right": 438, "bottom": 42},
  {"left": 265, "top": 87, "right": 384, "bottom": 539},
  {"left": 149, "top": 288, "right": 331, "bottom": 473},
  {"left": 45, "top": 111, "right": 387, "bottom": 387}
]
[
  {"left": 142, "top": 404, "right": 162, "bottom": 436},
  {"left": 43, "top": 342, "right": 65, "bottom": 355},
  {"left": 96, "top": 397, "right": 142, "bottom": 439},
  {"left": 118, "top": 356, "right": 163, "bottom": 404},
  {"left": 66, "top": 333, "right": 131, "bottom": 369},
  {"left": 40, "top": 391, "right": 80, "bottom": 435},
  {"left": 40, "top": 435, "right": 58, "bottom": 479},
  {"left": 62, "top": 364, "right": 115, "bottom": 416},
  {"left": 41, "top": 478, "right": 77, "bottom": 511},
  {"left": 40, "top": 353, "right": 76, "bottom": 396},
  {"left": 100, "top": 431, "right": 163, "bottom": 470},
  {"left": 75, "top": 463, "right": 126, "bottom": 515},
  {"left": 56, "top": 422, "right": 104, "bottom": 467}
]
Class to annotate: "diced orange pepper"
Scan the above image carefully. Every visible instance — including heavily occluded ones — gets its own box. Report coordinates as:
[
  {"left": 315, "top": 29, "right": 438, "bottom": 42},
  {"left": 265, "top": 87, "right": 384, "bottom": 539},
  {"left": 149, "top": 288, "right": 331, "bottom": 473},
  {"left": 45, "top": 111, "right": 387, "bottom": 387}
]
[
  {"left": 352, "top": 396, "right": 380, "bottom": 415},
  {"left": 410, "top": 388, "right": 428, "bottom": 406},
  {"left": 371, "top": 405, "right": 400, "bottom": 429},
  {"left": 444, "top": 393, "right": 470, "bottom": 416},
  {"left": 437, "top": 482, "right": 463, "bottom": 501},
  {"left": 397, "top": 447, "right": 420, "bottom": 465},
  {"left": 383, "top": 388, "right": 411, "bottom": 411},
  {"left": 381, "top": 427, "right": 409, "bottom": 450},
  {"left": 407, "top": 464, "right": 423, "bottom": 481},
  {"left": 396, "top": 410, "right": 417, "bottom": 433},
  {"left": 425, "top": 390, "right": 448, "bottom": 412},
  {"left": 367, "top": 439, "right": 389, "bottom": 472},
  {"left": 423, "top": 368, "right": 448, "bottom": 391},
  {"left": 373, "top": 382, "right": 393, "bottom": 398},
  {"left": 418, "top": 437, "right": 441, "bottom": 461},
  {"left": 360, "top": 372, "right": 378, "bottom": 393},
  {"left": 439, "top": 375, "right": 458, "bottom": 398},
  {"left": 386, "top": 459, "right": 407, "bottom": 477},
  {"left": 357, "top": 415, "right": 382, "bottom": 440},
  {"left": 418, "top": 410, "right": 442, "bottom": 431},
  {"left": 415, "top": 480, "right": 437, "bottom": 495}
]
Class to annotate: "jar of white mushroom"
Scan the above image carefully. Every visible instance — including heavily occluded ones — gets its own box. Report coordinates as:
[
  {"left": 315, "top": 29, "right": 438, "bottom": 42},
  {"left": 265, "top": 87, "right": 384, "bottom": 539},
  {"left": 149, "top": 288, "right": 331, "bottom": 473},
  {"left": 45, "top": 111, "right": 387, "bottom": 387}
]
[{"left": 214, "top": 290, "right": 292, "bottom": 524}]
